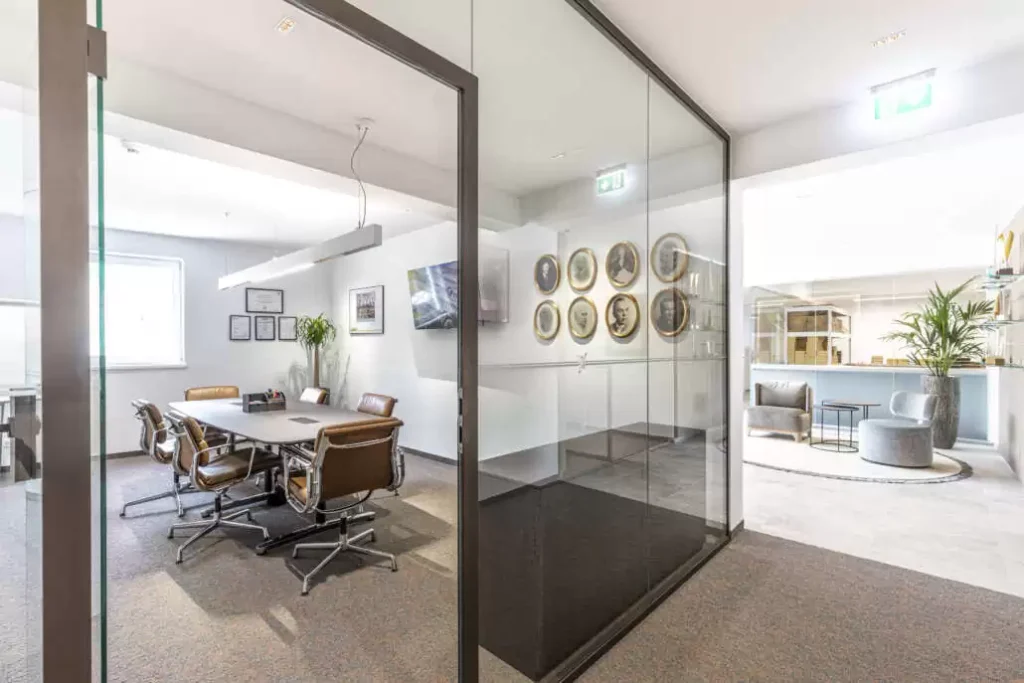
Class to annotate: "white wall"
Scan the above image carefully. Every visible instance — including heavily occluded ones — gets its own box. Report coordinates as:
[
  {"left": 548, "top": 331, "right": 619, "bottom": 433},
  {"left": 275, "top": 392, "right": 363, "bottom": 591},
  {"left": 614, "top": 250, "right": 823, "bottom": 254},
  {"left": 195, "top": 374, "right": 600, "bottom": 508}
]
[
  {"left": 0, "top": 215, "right": 333, "bottom": 454},
  {"left": 330, "top": 220, "right": 562, "bottom": 460},
  {"left": 100, "top": 230, "right": 333, "bottom": 454}
]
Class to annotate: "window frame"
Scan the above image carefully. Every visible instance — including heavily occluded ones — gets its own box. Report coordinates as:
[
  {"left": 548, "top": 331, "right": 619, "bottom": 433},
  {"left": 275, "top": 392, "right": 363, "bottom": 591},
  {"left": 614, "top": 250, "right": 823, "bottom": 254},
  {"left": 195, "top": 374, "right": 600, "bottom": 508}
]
[{"left": 90, "top": 250, "right": 187, "bottom": 371}]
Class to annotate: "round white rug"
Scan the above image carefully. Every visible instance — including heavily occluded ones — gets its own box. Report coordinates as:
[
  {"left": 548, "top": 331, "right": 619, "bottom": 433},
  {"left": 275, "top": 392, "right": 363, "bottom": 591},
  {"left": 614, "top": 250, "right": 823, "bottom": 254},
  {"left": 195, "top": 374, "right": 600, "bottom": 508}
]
[{"left": 744, "top": 433, "right": 971, "bottom": 483}]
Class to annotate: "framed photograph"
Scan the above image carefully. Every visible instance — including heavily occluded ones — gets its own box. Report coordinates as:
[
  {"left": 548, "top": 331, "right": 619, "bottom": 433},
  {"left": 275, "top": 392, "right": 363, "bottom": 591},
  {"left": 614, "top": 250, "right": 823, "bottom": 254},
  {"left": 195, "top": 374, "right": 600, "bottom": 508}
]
[
  {"left": 533, "top": 254, "right": 560, "bottom": 294},
  {"left": 278, "top": 316, "right": 298, "bottom": 341},
  {"left": 651, "top": 233, "right": 689, "bottom": 283},
  {"left": 229, "top": 315, "right": 251, "bottom": 341},
  {"left": 568, "top": 296, "right": 598, "bottom": 341},
  {"left": 567, "top": 248, "right": 597, "bottom": 292},
  {"left": 254, "top": 315, "right": 276, "bottom": 341},
  {"left": 606, "top": 293, "right": 640, "bottom": 339},
  {"left": 245, "top": 287, "right": 284, "bottom": 314},
  {"left": 651, "top": 288, "right": 689, "bottom": 338},
  {"left": 349, "top": 285, "right": 385, "bottom": 334},
  {"left": 533, "top": 300, "right": 560, "bottom": 341},
  {"left": 606, "top": 241, "right": 641, "bottom": 289}
]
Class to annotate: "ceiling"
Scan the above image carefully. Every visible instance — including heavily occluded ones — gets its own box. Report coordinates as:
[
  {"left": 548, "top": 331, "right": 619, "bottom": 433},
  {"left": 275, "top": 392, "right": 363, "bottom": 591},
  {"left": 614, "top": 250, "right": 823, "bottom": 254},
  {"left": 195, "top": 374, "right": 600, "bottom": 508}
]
[
  {"left": 743, "top": 123, "right": 1024, "bottom": 286},
  {"left": 95, "top": 0, "right": 715, "bottom": 196},
  {"left": 594, "top": 0, "right": 1024, "bottom": 133},
  {"left": 0, "top": 107, "right": 441, "bottom": 245}
]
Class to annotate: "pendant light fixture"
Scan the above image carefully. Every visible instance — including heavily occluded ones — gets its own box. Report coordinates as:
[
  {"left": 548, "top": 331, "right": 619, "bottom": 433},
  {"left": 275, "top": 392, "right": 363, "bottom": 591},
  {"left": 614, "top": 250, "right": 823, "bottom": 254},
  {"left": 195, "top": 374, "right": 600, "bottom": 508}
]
[{"left": 218, "top": 121, "right": 383, "bottom": 290}]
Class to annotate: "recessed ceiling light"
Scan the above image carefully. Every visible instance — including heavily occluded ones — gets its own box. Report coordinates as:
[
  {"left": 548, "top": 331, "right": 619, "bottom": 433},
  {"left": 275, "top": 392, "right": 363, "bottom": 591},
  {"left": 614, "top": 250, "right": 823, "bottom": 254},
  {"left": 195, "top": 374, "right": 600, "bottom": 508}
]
[
  {"left": 871, "top": 29, "right": 906, "bottom": 48},
  {"left": 275, "top": 17, "right": 297, "bottom": 34},
  {"left": 550, "top": 152, "right": 567, "bottom": 159}
]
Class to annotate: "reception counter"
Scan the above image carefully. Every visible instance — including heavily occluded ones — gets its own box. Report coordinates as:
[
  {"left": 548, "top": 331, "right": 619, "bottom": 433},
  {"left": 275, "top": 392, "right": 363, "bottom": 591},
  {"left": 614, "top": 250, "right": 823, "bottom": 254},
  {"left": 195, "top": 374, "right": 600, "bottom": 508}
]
[{"left": 750, "top": 364, "right": 989, "bottom": 441}]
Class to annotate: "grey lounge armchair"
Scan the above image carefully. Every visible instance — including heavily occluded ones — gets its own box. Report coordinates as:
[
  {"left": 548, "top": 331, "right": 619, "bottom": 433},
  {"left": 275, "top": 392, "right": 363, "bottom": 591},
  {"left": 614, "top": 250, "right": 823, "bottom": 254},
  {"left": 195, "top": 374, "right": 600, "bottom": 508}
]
[
  {"left": 859, "top": 391, "right": 937, "bottom": 468},
  {"left": 747, "top": 381, "right": 812, "bottom": 442}
]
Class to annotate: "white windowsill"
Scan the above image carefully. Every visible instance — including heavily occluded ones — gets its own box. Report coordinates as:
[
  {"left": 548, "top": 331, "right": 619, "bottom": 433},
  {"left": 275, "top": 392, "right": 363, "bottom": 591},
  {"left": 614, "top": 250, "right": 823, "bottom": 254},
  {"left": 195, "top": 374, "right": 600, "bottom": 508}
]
[{"left": 92, "top": 362, "right": 188, "bottom": 372}]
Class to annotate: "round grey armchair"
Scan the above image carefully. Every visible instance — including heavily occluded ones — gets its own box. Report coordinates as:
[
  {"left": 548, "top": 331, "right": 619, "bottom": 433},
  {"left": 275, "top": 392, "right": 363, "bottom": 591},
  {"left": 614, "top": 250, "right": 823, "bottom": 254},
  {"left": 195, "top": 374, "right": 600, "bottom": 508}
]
[{"left": 859, "top": 391, "right": 937, "bottom": 468}]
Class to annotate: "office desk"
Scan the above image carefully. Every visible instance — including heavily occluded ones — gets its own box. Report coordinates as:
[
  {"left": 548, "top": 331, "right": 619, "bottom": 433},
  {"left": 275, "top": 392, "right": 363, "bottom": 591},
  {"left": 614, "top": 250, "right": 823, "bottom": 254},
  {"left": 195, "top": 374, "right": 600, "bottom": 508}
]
[{"left": 168, "top": 398, "right": 379, "bottom": 554}]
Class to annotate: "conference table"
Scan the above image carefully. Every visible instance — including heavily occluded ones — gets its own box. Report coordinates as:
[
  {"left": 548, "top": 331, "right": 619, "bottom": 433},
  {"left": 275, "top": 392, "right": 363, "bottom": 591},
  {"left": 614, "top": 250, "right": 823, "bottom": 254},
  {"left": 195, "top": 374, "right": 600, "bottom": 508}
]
[{"left": 167, "top": 397, "right": 379, "bottom": 554}]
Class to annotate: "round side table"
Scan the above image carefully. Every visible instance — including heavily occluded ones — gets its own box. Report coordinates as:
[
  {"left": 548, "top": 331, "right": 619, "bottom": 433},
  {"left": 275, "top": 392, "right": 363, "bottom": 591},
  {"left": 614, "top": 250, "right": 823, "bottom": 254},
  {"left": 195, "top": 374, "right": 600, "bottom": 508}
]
[{"left": 810, "top": 404, "right": 858, "bottom": 453}]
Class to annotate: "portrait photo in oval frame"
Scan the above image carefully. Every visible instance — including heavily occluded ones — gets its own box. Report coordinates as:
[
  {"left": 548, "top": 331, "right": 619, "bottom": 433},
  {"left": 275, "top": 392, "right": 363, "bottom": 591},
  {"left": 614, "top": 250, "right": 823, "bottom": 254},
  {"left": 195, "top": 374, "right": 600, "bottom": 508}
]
[
  {"left": 650, "top": 233, "right": 689, "bottom": 283},
  {"left": 567, "top": 248, "right": 598, "bottom": 292},
  {"left": 568, "top": 296, "right": 598, "bottom": 341},
  {"left": 605, "top": 241, "right": 641, "bottom": 289},
  {"left": 606, "top": 293, "right": 640, "bottom": 339},
  {"left": 533, "top": 300, "right": 560, "bottom": 341},
  {"left": 650, "top": 287, "right": 689, "bottom": 338},
  {"left": 534, "top": 254, "right": 560, "bottom": 294}
]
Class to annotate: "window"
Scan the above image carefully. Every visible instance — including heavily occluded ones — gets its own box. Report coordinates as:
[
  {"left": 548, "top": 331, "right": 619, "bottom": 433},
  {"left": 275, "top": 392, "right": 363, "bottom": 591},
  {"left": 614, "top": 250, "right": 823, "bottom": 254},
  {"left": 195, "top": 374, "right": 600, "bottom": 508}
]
[{"left": 90, "top": 253, "right": 185, "bottom": 368}]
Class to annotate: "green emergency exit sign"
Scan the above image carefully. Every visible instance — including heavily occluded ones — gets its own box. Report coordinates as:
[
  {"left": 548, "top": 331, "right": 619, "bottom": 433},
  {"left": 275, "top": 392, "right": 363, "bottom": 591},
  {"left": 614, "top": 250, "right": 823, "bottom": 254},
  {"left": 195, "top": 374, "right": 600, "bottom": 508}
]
[{"left": 596, "top": 166, "right": 626, "bottom": 195}]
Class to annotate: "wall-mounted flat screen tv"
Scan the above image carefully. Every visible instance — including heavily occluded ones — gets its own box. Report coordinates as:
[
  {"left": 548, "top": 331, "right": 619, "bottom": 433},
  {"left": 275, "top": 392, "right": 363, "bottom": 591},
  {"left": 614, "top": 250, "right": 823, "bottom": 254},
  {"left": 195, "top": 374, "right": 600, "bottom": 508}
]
[{"left": 407, "top": 247, "right": 509, "bottom": 330}]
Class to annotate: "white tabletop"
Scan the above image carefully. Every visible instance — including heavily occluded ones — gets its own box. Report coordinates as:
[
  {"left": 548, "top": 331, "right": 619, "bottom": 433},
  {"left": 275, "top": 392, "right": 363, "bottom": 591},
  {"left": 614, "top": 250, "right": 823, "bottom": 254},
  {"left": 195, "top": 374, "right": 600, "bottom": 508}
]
[{"left": 167, "top": 398, "right": 370, "bottom": 445}]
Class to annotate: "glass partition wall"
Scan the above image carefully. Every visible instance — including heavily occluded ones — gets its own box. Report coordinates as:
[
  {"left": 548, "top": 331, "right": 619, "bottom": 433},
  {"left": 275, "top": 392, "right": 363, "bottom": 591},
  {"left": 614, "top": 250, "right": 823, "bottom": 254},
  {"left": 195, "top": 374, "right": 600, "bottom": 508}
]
[
  {"left": 19, "top": 0, "right": 729, "bottom": 681},
  {"left": 474, "top": 1, "right": 730, "bottom": 680}
]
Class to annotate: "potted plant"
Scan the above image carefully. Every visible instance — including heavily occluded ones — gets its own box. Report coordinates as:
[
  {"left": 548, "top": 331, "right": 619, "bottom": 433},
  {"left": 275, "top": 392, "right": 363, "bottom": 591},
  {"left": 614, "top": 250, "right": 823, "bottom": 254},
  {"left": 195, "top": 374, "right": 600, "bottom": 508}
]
[
  {"left": 296, "top": 313, "right": 337, "bottom": 389},
  {"left": 881, "top": 278, "right": 993, "bottom": 448}
]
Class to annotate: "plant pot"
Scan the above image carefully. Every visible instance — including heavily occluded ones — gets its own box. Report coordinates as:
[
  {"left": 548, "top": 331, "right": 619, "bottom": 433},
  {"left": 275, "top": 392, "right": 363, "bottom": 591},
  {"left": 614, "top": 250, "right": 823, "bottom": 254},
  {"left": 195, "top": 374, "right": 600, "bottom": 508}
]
[{"left": 921, "top": 375, "right": 960, "bottom": 449}]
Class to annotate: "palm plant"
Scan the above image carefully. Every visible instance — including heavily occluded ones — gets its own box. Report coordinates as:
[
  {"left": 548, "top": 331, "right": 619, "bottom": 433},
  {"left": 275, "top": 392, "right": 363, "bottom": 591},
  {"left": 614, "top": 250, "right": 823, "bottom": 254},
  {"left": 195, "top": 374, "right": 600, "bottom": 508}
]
[
  {"left": 296, "top": 313, "right": 337, "bottom": 388},
  {"left": 881, "top": 278, "right": 994, "bottom": 376}
]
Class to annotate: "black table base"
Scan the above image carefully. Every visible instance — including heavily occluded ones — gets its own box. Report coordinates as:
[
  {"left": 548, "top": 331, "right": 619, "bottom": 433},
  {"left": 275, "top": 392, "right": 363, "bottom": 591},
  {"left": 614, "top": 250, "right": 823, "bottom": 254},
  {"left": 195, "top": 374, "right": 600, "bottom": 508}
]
[{"left": 810, "top": 405, "right": 858, "bottom": 453}]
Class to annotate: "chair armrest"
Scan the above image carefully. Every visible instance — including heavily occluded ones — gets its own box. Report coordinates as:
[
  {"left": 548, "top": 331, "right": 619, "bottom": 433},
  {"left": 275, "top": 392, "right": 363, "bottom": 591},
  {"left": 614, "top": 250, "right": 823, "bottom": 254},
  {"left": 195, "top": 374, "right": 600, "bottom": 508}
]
[{"left": 805, "top": 386, "right": 813, "bottom": 413}]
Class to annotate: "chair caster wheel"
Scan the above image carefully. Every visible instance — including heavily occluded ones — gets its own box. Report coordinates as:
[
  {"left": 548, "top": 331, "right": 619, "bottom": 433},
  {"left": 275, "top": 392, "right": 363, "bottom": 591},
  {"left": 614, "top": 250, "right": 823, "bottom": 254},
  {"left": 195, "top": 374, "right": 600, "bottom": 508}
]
[
  {"left": 119, "top": 511, "right": 126, "bottom": 518},
  {"left": 167, "top": 531, "right": 174, "bottom": 539},
  {"left": 390, "top": 566, "right": 398, "bottom": 573},
  {"left": 256, "top": 548, "right": 267, "bottom": 556},
  {"left": 175, "top": 558, "right": 183, "bottom": 565}
]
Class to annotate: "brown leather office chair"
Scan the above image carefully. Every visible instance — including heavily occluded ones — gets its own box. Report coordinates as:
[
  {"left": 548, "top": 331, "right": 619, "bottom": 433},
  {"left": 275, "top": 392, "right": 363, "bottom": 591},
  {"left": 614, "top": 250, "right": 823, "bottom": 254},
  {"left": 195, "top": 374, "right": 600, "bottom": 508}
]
[
  {"left": 121, "top": 400, "right": 204, "bottom": 518},
  {"left": 166, "top": 414, "right": 278, "bottom": 563},
  {"left": 184, "top": 385, "right": 240, "bottom": 401},
  {"left": 356, "top": 393, "right": 397, "bottom": 418},
  {"left": 299, "top": 387, "right": 329, "bottom": 405},
  {"left": 183, "top": 385, "right": 240, "bottom": 441},
  {"left": 283, "top": 417, "right": 405, "bottom": 595}
]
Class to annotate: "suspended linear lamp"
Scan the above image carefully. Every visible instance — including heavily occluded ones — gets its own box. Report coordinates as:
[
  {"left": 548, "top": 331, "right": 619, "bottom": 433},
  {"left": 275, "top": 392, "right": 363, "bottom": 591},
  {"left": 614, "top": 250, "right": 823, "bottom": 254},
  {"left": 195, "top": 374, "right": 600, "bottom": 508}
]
[{"left": 218, "top": 223, "right": 382, "bottom": 290}]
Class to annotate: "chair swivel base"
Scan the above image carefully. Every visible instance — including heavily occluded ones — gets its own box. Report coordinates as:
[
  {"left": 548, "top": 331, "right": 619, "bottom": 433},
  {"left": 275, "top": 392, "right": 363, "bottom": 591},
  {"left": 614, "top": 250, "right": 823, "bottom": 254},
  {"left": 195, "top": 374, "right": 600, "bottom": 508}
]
[
  {"left": 121, "top": 475, "right": 205, "bottom": 518},
  {"left": 168, "top": 496, "right": 269, "bottom": 564},
  {"left": 255, "top": 508, "right": 374, "bottom": 555},
  {"left": 293, "top": 526, "right": 397, "bottom": 595}
]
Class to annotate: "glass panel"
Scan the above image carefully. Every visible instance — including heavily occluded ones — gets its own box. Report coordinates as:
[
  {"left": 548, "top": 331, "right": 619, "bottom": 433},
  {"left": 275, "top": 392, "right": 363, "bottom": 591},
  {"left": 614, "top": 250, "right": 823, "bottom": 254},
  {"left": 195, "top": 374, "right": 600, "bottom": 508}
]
[
  {"left": 101, "top": 2, "right": 459, "bottom": 680},
  {"left": 474, "top": 0, "right": 654, "bottom": 679},
  {"left": 1, "top": 0, "right": 41, "bottom": 680},
  {"left": 90, "top": 1, "right": 107, "bottom": 680},
  {"left": 647, "top": 77, "right": 729, "bottom": 564}
]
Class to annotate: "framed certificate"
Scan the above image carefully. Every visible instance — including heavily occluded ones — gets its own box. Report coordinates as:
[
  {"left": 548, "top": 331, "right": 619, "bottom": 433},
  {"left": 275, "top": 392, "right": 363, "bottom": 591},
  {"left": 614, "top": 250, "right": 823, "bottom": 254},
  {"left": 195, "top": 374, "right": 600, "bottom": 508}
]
[
  {"left": 254, "top": 315, "right": 276, "bottom": 341},
  {"left": 245, "top": 287, "right": 284, "bottom": 314},
  {"left": 278, "top": 316, "right": 298, "bottom": 341},
  {"left": 229, "top": 315, "right": 251, "bottom": 341}
]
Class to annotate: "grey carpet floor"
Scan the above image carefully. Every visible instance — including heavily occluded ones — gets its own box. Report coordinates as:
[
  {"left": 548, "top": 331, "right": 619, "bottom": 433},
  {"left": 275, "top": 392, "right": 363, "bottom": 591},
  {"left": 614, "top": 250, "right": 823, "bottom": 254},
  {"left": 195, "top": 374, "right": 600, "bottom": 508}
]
[
  {"left": 581, "top": 530, "right": 1024, "bottom": 683},
  {"left": 3, "top": 458, "right": 1024, "bottom": 682}
]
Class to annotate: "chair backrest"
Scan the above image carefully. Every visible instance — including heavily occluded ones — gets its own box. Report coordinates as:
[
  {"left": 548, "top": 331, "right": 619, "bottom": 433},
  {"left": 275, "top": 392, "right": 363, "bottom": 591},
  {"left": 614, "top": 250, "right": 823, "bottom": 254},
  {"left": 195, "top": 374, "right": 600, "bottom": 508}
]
[
  {"left": 754, "top": 381, "right": 810, "bottom": 411},
  {"left": 890, "top": 391, "right": 936, "bottom": 423},
  {"left": 172, "top": 414, "right": 210, "bottom": 473},
  {"left": 356, "top": 393, "right": 398, "bottom": 418},
  {"left": 184, "top": 385, "right": 240, "bottom": 401},
  {"left": 311, "top": 418, "right": 403, "bottom": 502},
  {"left": 132, "top": 399, "right": 167, "bottom": 458},
  {"left": 299, "top": 387, "right": 329, "bottom": 405}
]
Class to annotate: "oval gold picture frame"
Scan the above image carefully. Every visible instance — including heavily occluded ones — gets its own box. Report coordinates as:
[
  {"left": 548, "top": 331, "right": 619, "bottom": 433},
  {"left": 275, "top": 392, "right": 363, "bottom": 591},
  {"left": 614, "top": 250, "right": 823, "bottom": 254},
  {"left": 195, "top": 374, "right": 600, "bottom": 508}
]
[
  {"left": 568, "top": 296, "right": 598, "bottom": 341},
  {"left": 605, "top": 241, "right": 641, "bottom": 289},
  {"left": 650, "top": 233, "right": 689, "bottom": 283},
  {"left": 605, "top": 293, "right": 640, "bottom": 339},
  {"left": 567, "top": 248, "right": 598, "bottom": 292},
  {"left": 534, "top": 254, "right": 560, "bottom": 295},
  {"left": 650, "top": 288, "right": 689, "bottom": 338},
  {"left": 533, "top": 300, "right": 560, "bottom": 341}
]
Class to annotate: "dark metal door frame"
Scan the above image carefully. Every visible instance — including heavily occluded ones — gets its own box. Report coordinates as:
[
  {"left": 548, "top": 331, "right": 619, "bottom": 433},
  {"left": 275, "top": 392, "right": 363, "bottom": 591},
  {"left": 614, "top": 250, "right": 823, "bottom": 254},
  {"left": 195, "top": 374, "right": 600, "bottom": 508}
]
[{"left": 282, "top": 2, "right": 481, "bottom": 678}]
